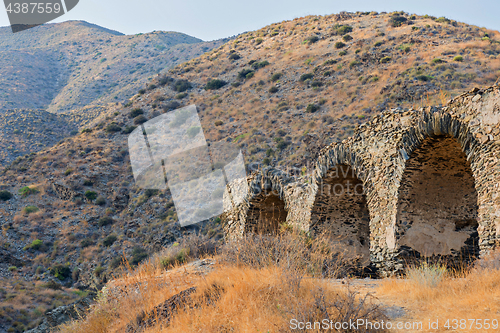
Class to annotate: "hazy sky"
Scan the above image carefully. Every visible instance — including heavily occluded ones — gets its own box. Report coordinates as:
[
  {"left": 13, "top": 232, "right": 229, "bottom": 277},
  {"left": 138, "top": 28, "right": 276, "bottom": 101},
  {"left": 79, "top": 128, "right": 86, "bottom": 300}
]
[{"left": 0, "top": 0, "right": 499, "bottom": 41}]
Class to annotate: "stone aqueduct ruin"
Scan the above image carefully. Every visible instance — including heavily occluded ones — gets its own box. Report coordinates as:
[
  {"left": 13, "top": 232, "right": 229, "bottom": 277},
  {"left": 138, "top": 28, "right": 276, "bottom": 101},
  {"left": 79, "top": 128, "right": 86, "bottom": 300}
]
[{"left": 223, "top": 85, "right": 500, "bottom": 274}]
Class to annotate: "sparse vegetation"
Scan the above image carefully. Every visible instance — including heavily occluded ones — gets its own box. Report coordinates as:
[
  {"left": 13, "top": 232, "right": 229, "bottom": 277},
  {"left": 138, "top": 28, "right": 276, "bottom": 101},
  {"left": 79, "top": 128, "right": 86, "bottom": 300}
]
[{"left": 204, "top": 79, "right": 227, "bottom": 90}]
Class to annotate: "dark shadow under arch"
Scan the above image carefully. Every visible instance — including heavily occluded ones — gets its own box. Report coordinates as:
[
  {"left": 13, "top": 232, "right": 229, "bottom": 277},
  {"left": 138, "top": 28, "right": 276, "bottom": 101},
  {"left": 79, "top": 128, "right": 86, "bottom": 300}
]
[
  {"left": 397, "top": 135, "right": 479, "bottom": 266},
  {"left": 245, "top": 191, "right": 288, "bottom": 234},
  {"left": 310, "top": 164, "right": 371, "bottom": 266}
]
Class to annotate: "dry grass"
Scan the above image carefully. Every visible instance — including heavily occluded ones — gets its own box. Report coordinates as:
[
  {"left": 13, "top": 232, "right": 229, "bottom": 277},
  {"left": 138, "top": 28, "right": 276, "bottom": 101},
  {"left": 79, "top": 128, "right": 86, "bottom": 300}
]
[
  {"left": 378, "top": 251, "right": 500, "bottom": 332},
  {"left": 57, "top": 232, "right": 385, "bottom": 332}
]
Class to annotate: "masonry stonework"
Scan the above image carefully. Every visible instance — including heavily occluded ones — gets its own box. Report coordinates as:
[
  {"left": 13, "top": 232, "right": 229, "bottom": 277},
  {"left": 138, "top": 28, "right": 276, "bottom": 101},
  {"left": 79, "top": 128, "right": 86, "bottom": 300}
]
[{"left": 223, "top": 85, "right": 500, "bottom": 275}]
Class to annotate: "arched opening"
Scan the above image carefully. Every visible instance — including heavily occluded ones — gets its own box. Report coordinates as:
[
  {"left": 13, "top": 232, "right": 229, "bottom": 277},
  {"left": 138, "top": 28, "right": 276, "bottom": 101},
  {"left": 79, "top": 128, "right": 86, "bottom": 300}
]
[
  {"left": 310, "top": 164, "right": 371, "bottom": 266},
  {"left": 245, "top": 191, "right": 288, "bottom": 234},
  {"left": 397, "top": 135, "right": 479, "bottom": 266}
]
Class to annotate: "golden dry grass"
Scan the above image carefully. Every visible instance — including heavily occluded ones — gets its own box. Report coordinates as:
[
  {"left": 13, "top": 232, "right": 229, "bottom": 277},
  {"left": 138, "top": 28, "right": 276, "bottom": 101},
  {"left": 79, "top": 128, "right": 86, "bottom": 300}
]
[{"left": 378, "top": 259, "right": 500, "bottom": 332}]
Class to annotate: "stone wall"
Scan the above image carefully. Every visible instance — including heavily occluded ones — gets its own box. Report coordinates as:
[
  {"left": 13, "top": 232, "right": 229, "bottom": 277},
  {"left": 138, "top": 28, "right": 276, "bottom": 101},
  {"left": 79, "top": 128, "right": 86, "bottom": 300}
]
[{"left": 223, "top": 85, "right": 500, "bottom": 275}]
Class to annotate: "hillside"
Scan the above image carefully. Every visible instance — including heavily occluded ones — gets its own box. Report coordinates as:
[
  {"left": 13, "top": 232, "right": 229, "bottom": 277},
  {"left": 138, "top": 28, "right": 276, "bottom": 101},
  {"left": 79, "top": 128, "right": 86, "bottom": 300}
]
[
  {"left": 1, "top": 11, "right": 500, "bottom": 332},
  {"left": 0, "top": 20, "right": 229, "bottom": 167}
]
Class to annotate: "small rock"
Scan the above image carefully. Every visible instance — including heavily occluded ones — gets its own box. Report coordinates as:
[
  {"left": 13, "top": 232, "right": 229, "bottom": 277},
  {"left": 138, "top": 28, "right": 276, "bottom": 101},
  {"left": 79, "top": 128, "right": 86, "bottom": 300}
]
[{"left": 472, "top": 94, "right": 482, "bottom": 102}]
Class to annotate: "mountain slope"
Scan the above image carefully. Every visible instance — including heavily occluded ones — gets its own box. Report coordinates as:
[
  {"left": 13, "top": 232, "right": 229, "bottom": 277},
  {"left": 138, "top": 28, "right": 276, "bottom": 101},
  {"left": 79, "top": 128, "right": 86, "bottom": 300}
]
[
  {"left": 0, "top": 20, "right": 229, "bottom": 167},
  {"left": 1, "top": 11, "right": 500, "bottom": 332}
]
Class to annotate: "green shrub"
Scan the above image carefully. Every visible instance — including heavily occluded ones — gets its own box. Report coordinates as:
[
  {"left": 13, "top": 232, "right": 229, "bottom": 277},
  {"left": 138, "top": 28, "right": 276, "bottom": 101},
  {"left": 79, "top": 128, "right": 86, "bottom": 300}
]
[
  {"left": 8, "top": 266, "right": 17, "bottom": 272},
  {"left": 255, "top": 38, "right": 263, "bottom": 45},
  {"left": 311, "top": 80, "right": 323, "bottom": 87},
  {"left": 103, "top": 234, "right": 117, "bottom": 247},
  {"left": 129, "top": 108, "right": 144, "bottom": 118},
  {"left": 390, "top": 14, "right": 407, "bottom": 27},
  {"left": 24, "top": 239, "right": 43, "bottom": 251},
  {"left": 380, "top": 56, "right": 392, "bottom": 63},
  {"left": 342, "top": 34, "right": 353, "bottom": 42},
  {"left": 138, "top": 88, "right": 146, "bottom": 95},
  {"left": 95, "top": 196, "right": 106, "bottom": 206},
  {"left": 338, "top": 51, "right": 347, "bottom": 56},
  {"left": 0, "top": 190, "right": 13, "bottom": 201},
  {"left": 270, "top": 72, "right": 283, "bottom": 82},
  {"left": 332, "top": 25, "right": 353, "bottom": 35},
  {"left": 98, "top": 216, "right": 113, "bottom": 227},
  {"left": 23, "top": 206, "right": 39, "bottom": 215},
  {"left": 81, "top": 238, "right": 94, "bottom": 248},
  {"left": 237, "top": 69, "right": 255, "bottom": 80},
  {"left": 214, "top": 120, "right": 224, "bottom": 126},
  {"left": 434, "top": 16, "right": 450, "bottom": 24},
  {"left": 50, "top": 264, "right": 71, "bottom": 280},
  {"left": 349, "top": 60, "right": 361, "bottom": 68},
  {"left": 252, "top": 60, "right": 270, "bottom": 69},
  {"left": 173, "top": 79, "right": 191, "bottom": 92},
  {"left": 432, "top": 58, "right": 444, "bottom": 64},
  {"left": 269, "top": 86, "right": 279, "bottom": 93},
  {"left": 416, "top": 75, "right": 432, "bottom": 81},
  {"left": 64, "top": 168, "right": 73, "bottom": 176},
  {"left": 205, "top": 79, "right": 227, "bottom": 90},
  {"left": 85, "top": 191, "right": 97, "bottom": 201},
  {"left": 134, "top": 115, "right": 147, "bottom": 125},
  {"left": 323, "top": 59, "right": 337, "bottom": 66},
  {"left": 81, "top": 128, "right": 92, "bottom": 133},
  {"left": 374, "top": 41, "right": 383, "bottom": 47},
  {"left": 305, "top": 35, "right": 319, "bottom": 44},
  {"left": 105, "top": 122, "right": 122, "bottom": 133},
  {"left": 19, "top": 186, "right": 38, "bottom": 198},
  {"left": 453, "top": 55, "right": 463, "bottom": 62},
  {"left": 334, "top": 41, "right": 346, "bottom": 49},
  {"left": 228, "top": 53, "right": 241, "bottom": 60},
  {"left": 306, "top": 104, "right": 320, "bottom": 113},
  {"left": 299, "top": 73, "right": 314, "bottom": 81},
  {"left": 122, "top": 125, "right": 137, "bottom": 134},
  {"left": 131, "top": 246, "right": 149, "bottom": 265},
  {"left": 175, "top": 92, "right": 188, "bottom": 99}
]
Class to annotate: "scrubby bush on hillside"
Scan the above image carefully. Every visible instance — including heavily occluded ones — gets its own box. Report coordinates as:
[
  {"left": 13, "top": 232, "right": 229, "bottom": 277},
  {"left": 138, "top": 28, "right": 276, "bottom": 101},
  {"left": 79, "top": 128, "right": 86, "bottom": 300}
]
[
  {"left": 173, "top": 79, "right": 192, "bottom": 92},
  {"left": 204, "top": 79, "right": 227, "bottom": 90},
  {"left": 270, "top": 72, "right": 283, "bottom": 82},
  {"left": 306, "top": 103, "right": 320, "bottom": 113},
  {"left": 131, "top": 246, "right": 149, "bottom": 265},
  {"left": 299, "top": 73, "right": 314, "bottom": 81},
  {"left": 380, "top": 56, "right": 392, "bottom": 63},
  {"left": 334, "top": 41, "right": 346, "bottom": 49},
  {"left": 103, "top": 234, "right": 117, "bottom": 247},
  {"left": 342, "top": 34, "right": 353, "bottom": 41},
  {"left": 305, "top": 35, "right": 319, "bottom": 44},
  {"left": 23, "top": 206, "right": 39, "bottom": 215},
  {"left": 162, "top": 100, "right": 181, "bottom": 112},
  {"left": 133, "top": 115, "right": 147, "bottom": 125},
  {"left": 122, "top": 125, "right": 137, "bottom": 134},
  {"left": 228, "top": 53, "right": 241, "bottom": 60},
  {"left": 390, "top": 14, "right": 407, "bottom": 27},
  {"left": 269, "top": 86, "right": 279, "bottom": 93},
  {"left": 98, "top": 216, "right": 113, "bottom": 227},
  {"left": 95, "top": 196, "right": 106, "bottom": 206},
  {"left": 453, "top": 55, "right": 464, "bottom": 62},
  {"left": 105, "top": 122, "right": 121, "bottom": 133},
  {"left": 251, "top": 60, "right": 270, "bottom": 69},
  {"left": 50, "top": 264, "right": 71, "bottom": 280},
  {"left": 0, "top": 190, "right": 12, "bottom": 201},
  {"left": 332, "top": 25, "right": 353, "bottom": 35},
  {"left": 19, "top": 186, "right": 38, "bottom": 198},
  {"left": 237, "top": 69, "right": 255, "bottom": 80},
  {"left": 129, "top": 108, "right": 144, "bottom": 118},
  {"left": 85, "top": 191, "right": 97, "bottom": 201}
]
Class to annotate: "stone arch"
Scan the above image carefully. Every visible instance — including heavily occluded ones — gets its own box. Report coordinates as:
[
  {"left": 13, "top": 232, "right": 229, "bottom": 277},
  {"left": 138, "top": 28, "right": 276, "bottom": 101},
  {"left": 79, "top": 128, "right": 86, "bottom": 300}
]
[
  {"left": 396, "top": 112, "right": 483, "bottom": 265},
  {"left": 310, "top": 144, "right": 375, "bottom": 266},
  {"left": 244, "top": 168, "right": 291, "bottom": 234}
]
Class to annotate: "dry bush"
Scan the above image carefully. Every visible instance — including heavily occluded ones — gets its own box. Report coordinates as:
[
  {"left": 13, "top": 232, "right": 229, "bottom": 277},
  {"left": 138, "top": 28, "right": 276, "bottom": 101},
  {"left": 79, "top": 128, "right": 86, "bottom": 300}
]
[
  {"left": 57, "top": 232, "right": 385, "bottom": 333},
  {"left": 219, "top": 231, "right": 354, "bottom": 278}
]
